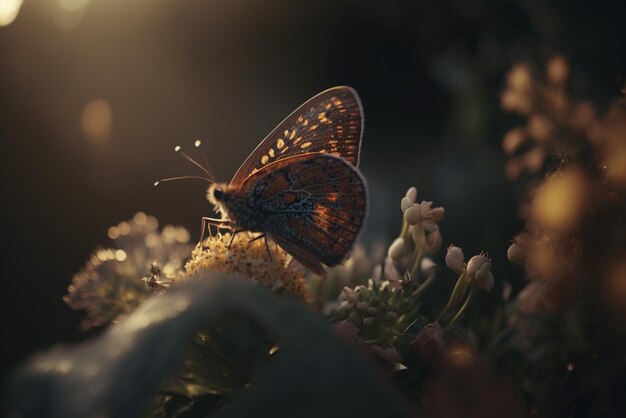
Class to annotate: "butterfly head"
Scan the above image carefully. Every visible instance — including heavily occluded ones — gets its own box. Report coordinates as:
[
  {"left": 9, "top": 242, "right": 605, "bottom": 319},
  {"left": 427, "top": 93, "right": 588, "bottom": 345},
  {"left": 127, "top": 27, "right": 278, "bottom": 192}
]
[{"left": 207, "top": 183, "right": 232, "bottom": 216}]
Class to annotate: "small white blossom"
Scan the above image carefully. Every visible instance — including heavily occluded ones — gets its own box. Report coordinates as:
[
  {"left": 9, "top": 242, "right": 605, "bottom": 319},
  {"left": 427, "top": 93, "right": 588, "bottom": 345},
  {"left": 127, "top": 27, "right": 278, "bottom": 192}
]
[
  {"left": 401, "top": 197, "right": 413, "bottom": 212},
  {"left": 467, "top": 255, "right": 489, "bottom": 275},
  {"left": 404, "top": 206, "right": 421, "bottom": 225},
  {"left": 507, "top": 242, "right": 525, "bottom": 264},
  {"left": 341, "top": 286, "right": 357, "bottom": 303},
  {"left": 475, "top": 271, "right": 495, "bottom": 291},
  {"left": 405, "top": 186, "right": 418, "bottom": 203},
  {"left": 404, "top": 201, "right": 445, "bottom": 230},
  {"left": 356, "top": 301, "right": 369, "bottom": 310},
  {"left": 445, "top": 245, "right": 465, "bottom": 274}
]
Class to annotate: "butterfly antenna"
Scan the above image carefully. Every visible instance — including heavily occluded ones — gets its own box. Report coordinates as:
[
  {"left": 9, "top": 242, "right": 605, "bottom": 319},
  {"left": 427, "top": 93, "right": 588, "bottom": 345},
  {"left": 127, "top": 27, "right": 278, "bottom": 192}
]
[
  {"left": 154, "top": 175, "right": 212, "bottom": 187},
  {"left": 174, "top": 145, "right": 213, "bottom": 178},
  {"left": 194, "top": 140, "right": 216, "bottom": 182}
]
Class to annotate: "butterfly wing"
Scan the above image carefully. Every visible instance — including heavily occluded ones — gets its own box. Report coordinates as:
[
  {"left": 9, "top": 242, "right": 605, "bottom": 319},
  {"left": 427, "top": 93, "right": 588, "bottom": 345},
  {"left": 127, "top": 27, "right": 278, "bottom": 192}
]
[
  {"left": 239, "top": 153, "right": 367, "bottom": 275},
  {"left": 230, "top": 86, "right": 364, "bottom": 187}
]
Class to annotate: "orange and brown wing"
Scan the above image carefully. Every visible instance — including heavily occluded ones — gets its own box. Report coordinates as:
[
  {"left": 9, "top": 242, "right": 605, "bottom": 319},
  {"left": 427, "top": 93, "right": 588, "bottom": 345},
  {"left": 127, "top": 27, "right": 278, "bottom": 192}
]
[
  {"left": 230, "top": 86, "right": 364, "bottom": 187},
  {"left": 239, "top": 153, "right": 367, "bottom": 274}
]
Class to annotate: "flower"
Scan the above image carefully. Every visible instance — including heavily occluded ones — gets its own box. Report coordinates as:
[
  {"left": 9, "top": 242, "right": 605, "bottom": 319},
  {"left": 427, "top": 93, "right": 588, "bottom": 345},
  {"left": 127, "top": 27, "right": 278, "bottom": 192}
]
[
  {"left": 180, "top": 232, "right": 307, "bottom": 298},
  {"left": 404, "top": 201, "right": 445, "bottom": 231},
  {"left": 445, "top": 245, "right": 465, "bottom": 274},
  {"left": 507, "top": 241, "right": 525, "bottom": 264},
  {"left": 466, "top": 255, "right": 489, "bottom": 275},
  {"left": 65, "top": 212, "right": 192, "bottom": 330},
  {"left": 474, "top": 265, "right": 494, "bottom": 291},
  {"left": 444, "top": 247, "right": 495, "bottom": 291}
]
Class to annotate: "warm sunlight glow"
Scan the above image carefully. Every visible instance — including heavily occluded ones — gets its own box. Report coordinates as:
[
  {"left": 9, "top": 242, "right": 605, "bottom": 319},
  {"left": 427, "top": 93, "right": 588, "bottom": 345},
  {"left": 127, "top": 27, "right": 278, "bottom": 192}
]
[{"left": 0, "top": 0, "right": 23, "bottom": 26}]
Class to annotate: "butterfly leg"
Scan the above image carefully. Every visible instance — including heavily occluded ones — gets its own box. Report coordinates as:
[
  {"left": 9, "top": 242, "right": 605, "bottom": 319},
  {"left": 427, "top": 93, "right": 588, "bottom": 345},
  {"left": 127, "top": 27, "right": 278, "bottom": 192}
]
[
  {"left": 248, "top": 233, "right": 265, "bottom": 243},
  {"left": 228, "top": 230, "right": 243, "bottom": 249},
  {"left": 264, "top": 236, "right": 274, "bottom": 262},
  {"left": 248, "top": 233, "right": 273, "bottom": 262},
  {"left": 200, "top": 217, "right": 232, "bottom": 247}
]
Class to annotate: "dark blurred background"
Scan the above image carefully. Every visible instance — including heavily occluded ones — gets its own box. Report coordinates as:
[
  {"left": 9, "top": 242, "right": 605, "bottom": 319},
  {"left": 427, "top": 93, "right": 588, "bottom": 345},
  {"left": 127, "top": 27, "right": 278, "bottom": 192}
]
[{"left": 1, "top": 0, "right": 625, "bottom": 379}]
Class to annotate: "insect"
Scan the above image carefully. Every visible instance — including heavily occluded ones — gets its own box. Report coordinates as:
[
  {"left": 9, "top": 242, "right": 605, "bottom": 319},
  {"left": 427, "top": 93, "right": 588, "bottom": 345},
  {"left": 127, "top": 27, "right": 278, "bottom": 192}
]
[{"left": 161, "top": 86, "right": 367, "bottom": 275}]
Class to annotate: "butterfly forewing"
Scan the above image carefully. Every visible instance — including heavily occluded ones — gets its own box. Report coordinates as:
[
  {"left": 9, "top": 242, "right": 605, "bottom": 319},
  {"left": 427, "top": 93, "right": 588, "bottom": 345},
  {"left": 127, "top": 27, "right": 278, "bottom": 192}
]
[
  {"left": 239, "top": 153, "right": 367, "bottom": 274},
  {"left": 229, "top": 86, "right": 363, "bottom": 187}
]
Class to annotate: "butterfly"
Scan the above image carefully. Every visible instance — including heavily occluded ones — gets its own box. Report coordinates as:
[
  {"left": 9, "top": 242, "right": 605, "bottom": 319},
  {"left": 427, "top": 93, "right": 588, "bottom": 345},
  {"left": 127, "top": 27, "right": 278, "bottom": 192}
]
[{"left": 167, "top": 86, "right": 367, "bottom": 275}]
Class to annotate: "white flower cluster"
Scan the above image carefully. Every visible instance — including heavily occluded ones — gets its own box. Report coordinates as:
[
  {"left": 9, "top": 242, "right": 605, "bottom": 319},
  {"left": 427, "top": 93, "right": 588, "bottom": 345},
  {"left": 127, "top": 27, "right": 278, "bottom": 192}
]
[{"left": 445, "top": 245, "right": 495, "bottom": 291}]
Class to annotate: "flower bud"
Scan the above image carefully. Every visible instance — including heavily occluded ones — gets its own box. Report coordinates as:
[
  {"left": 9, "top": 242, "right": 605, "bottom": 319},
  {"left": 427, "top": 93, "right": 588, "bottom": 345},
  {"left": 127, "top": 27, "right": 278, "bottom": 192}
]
[
  {"left": 474, "top": 261, "right": 494, "bottom": 291},
  {"left": 367, "top": 306, "right": 379, "bottom": 314},
  {"left": 401, "top": 197, "right": 413, "bottom": 213},
  {"left": 404, "top": 206, "right": 421, "bottom": 225},
  {"left": 475, "top": 271, "right": 495, "bottom": 291},
  {"left": 405, "top": 186, "right": 417, "bottom": 203},
  {"left": 475, "top": 261, "right": 492, "bottom": 279},
  {"left": 507, "top": 243, "right": 524, "bottom": 264},
  {"left": 421, "top": 257, "right": 437, "bottom": 276},
  {"left": 356, "top": 301, "right": 369, "bottom": 310},
  {"left": 467, "top": 255, "right": 489, "bottom": 275},
  {"left": 388, "top": 237, "right": 406, "bottom": 260},
  {"left": 341, "top": 286, "right": 357, "bottom": 303},
  {"left": 362, "top": 317, "right": 374, "bottom": 326},
  {"left": 445, "top": 245, "right": 465, "bottom": 274}
]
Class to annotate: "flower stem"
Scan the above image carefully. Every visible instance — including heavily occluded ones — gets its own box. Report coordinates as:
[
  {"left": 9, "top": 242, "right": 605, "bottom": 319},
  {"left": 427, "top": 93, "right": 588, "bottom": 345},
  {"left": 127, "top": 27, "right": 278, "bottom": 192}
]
[
  {"left": 409, "top": 223, "right": 425, "bottom": 279},
  {"left": 447, "top": 285, "right": 476, "bottom": 327},
  {"left": 436, "top": 271, "right": 468, "bottom": 322}
]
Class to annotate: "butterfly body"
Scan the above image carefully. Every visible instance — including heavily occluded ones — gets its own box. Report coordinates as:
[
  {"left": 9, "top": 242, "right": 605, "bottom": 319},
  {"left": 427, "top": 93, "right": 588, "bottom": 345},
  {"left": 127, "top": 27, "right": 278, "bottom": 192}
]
[{"left": 203, "top": 86, "right": 367, "bottom": 275}]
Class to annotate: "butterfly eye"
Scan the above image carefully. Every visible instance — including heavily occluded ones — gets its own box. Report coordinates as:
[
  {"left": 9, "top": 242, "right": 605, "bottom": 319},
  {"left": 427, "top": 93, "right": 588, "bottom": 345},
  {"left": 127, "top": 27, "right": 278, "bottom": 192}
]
[{"left": 213, "top": 187, "right": 224, "bottom": 200}]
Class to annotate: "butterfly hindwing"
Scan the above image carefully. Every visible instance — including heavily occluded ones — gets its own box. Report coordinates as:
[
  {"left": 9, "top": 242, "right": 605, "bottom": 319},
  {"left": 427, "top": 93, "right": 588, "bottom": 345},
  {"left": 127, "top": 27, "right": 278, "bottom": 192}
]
[
  {"left": 229, "top": 86, "right": 364, "bottom": 187},
  {"left": 239, "top": 153, "right": 367, "bottom": 273}
]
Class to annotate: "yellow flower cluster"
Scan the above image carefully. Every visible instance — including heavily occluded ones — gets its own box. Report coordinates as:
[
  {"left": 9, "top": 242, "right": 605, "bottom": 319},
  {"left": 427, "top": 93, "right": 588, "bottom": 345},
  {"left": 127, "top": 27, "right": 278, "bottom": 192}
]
[{"left": 179, "top": 232, "right": 307, "bottom": 298}]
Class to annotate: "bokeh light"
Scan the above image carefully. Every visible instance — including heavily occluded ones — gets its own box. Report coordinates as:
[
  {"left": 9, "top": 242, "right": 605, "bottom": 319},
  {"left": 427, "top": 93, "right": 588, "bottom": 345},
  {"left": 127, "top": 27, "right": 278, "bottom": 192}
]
[
  {"left": 532, "top": 169, "right": 589, "bottom": 231},
  {"left": 81, "top": 99, "right": 113, "bottom": 143},
  {"left": 0, "top": 0, "right": 23, "bottom": 26}
]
